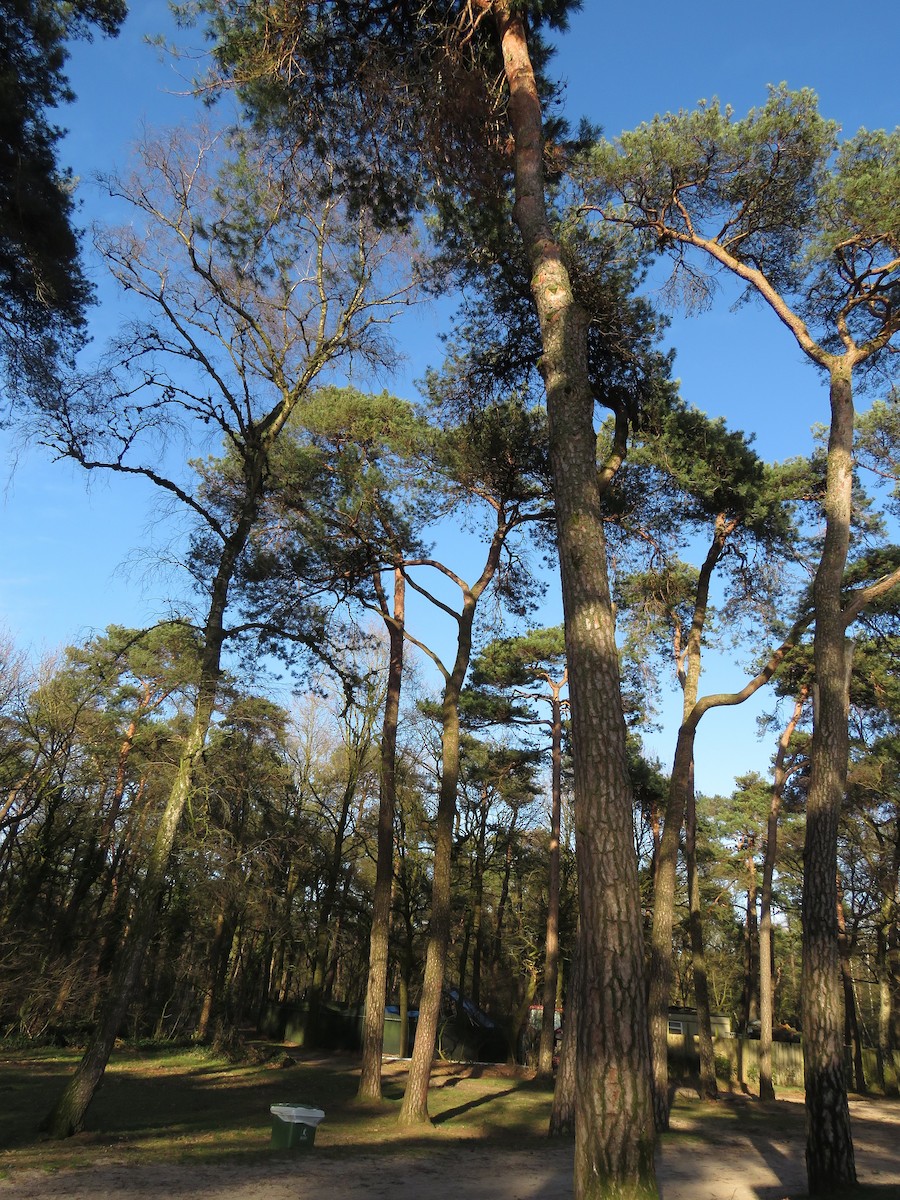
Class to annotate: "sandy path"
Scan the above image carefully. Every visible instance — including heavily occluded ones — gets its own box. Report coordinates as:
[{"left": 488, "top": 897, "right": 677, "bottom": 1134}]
[{"left": 2, "top": 1097, "right": 897, "bottom": 1199}]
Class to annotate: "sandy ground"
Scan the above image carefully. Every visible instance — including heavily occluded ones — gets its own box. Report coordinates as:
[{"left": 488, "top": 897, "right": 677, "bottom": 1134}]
[{"left": 2, "top": 1095, "right": 898, "bottom": 1200}]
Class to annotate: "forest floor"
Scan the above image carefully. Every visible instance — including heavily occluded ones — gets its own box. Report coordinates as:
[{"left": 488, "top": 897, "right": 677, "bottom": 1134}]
[{"left": 1, "top": 1046, "right": 899, "bottom": 1199}]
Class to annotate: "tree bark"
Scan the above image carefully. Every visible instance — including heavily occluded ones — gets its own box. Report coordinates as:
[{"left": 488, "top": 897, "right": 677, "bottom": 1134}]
[
  {"left": 397, "top": 663, "right": 463, "bottom": 1124},
  {"left": 358, "top": 570, "right": 405, "bottom": 1102},
  {"left": 495, "top": 10, "right": 657, "bottom": 1196},
  {"left": 801, "top": 366, "right": 857, "bottom": 1193}
]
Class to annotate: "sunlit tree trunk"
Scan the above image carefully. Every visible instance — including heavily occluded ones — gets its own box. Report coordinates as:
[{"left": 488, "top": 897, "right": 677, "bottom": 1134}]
[
  {"left": 801, "top": 366, "right": 856, "bottom": 1193},
  {"left": 495, "top": 10, "right": 657, "bottom": 1195}
]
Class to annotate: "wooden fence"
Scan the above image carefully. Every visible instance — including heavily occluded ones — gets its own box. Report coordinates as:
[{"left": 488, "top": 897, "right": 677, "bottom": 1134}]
[{"left": 668, "top": 1034, "right": 900, "bottom": 1093}]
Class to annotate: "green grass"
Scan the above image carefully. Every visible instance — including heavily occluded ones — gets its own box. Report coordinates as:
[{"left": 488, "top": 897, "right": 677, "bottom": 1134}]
[{"left": 0, "top": 1044, "right": 555, "bottom": 1176}]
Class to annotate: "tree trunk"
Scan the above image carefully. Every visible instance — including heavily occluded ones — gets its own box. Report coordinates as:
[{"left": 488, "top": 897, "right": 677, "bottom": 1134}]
[
  {"left": 43, "top": 713, "right": 216, "bottom": 1137},
  {"left": 538, "top": 691, "right": 563, "bottom": 1077},
  {"left": 801, "top": 366, "right": 856, "bottom": 1193},
  {"left": 42, "top": 465, "right": 262, "bottom": 1138},
  {"left": 837, "top": 891, "right": 866, "bottom": 1093},
  {"left": 397, "top": 676, "right": 461, "bottom": 1124},
  {"left": 685, "top": 782, "right": 717, "bottom": 1100},
  {"left": 743, "top": 846, "right": 760, "bottom": 1033},
  {"left": 398, "top": 516, "right": 507, "bottom": 1123},
  {"left": 469, "top": 801, "right": 487, "bottom": 1009},
  {"left": 648, "top": 525, "right": 724, "bottom": 1129},
  {"left": 648, "top": 725, "right": 693, "bottom": 1128},
  {"left": 305, "top": 763, "right": 362, "bottom": 1045},
  {"left": 196, "top": 906, "right": 232, "bottom": 1042},
  {"left": 495, "top": 11, "right": 657, "bottom": 1195},
  {"left": 358, "top": 570, "right": 405, "bottom": 1102},
  {"left": 759, "top": 691, "right": 805, "bottom": 1101},
  {"left": 550, "top": 929, "right": 579, "bottom": 1138}
]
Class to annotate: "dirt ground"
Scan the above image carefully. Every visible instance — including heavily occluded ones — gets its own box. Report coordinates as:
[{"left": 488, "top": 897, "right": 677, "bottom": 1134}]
[{"left": 2, "top": 1094, "right": 898, "bottom": 1200}]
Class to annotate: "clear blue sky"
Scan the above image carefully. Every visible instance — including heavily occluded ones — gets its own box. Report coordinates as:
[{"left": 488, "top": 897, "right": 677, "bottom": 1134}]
[{"left": 1, "top": 0, "right": 898, "bottom": 795}]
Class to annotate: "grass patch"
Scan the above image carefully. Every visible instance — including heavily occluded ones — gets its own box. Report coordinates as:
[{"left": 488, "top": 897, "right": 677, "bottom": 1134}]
[{"left": 0, "top": 1045, "right": 554, "bottom": 1177}]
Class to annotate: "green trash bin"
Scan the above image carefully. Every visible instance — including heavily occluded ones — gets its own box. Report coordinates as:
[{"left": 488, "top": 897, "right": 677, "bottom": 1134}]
[{"left": 270, "top": 1104, "right": 325, "bottom": 1151}]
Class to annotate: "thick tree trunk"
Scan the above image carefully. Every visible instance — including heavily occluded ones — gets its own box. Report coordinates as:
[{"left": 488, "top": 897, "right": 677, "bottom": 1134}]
[
  {"left": 496, "top": 11, "right": 657, "bottom": 1196},
  {"left": 802, "top": 366, "right": 857, "bottom": 1193},
  {"left": 358, "top": 570, "right": 405, "bottom": 1102},
  {"left": 538, "top": 692, "right": 563, "bottom": 1077}
]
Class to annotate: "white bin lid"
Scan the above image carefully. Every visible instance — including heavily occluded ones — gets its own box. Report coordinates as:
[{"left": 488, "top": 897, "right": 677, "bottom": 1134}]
[{"left": 270, "top": 1105, "right": 325, "bottom": 1125}]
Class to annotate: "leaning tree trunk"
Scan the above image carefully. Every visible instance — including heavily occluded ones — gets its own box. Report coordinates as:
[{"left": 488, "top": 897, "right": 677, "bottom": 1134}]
[
  {"left": 358, "top": 570, "right": 405, "bottom": 1102},
  {"left": 43, "top": 695, "right": 219, "bottom": 1137},
  {"left": 495, "top": 10, "right": 657, "bottom": 1196},
  {"left": 648, "top": 525, "right": 724, "bottom": 1128},
  {"left": 43, "top": 473, "right": 261, "bottom": 1139},
  {"left": 801, "top": 365, "right": 857, "bottom": 1193},
  {"left": 398, "top": 524, "right": 506, "bottom": 1125},
  {"left": 397, "top": 669, "right": 463, "bottom": 1124}
]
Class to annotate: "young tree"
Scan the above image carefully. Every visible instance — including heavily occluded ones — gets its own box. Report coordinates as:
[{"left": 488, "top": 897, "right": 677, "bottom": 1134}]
[{"left": 585, "top": 89, "right": 900, "bottom": 1191}]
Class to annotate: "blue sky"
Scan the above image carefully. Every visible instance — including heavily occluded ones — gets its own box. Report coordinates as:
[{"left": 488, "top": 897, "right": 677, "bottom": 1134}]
[{"left": 1, "top": 0, "right": 898, "bottom": 795}]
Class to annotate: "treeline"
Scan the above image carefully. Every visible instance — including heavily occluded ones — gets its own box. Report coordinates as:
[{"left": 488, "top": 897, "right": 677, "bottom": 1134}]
[{"left": 2, "top": 611, "right": 898, "bottom": 1092}]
